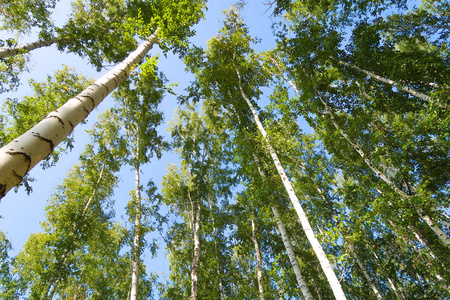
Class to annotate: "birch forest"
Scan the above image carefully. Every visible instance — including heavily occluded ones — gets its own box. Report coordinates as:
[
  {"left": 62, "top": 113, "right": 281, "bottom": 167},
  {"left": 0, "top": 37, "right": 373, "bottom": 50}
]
[{"left": 0, "top": 0, "right": 449, "bottom": 299}]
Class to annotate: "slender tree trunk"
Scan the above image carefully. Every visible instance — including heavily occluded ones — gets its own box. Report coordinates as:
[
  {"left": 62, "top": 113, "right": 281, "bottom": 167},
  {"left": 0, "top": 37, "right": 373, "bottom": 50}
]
[
  {"left": 314, "top": 88, "right": 449, "bottom": 244},
  {"left": 250, "top": 216, "right": 266, "bottom": 300},
  {"left": 348, "top": 245, "right": 383, "bottom": 300},
  {"left": 207, "top": 197, "right": 225, "bottom": 300},
  {"left": 190, "top": 200, "right": 201, "bottom": 300},
  {"left": 0, "top": 38, "right": 64, "bottom": 59},
  {"left": 130, "top": 163, "right": 142, "bottom": 300},
  {"left": 386, "top": 278, "right": 406, "bottom": 300},
  {"left": 235, "top": 69, "right": 347, "bottom": 300},
  {"left": 333, "top": 58, "right": 439, "bottom": 105},
  {"left": 262, "top": 56, "right": 450, "bottom": 244},
  {"left": 0, "top": 29, "right": 159, "bottom": 199},
  {"left": 273, "top": 64, "right": 449, "bottom": 245},
  {"left": 272, "top": 205, "right": 314, "bottom": 300},
  {"left": 370, "top": 250, "right": 406, "bottom": 300},
  {"left": 251, "top": 153, "right": 313, "bottom": 300}
]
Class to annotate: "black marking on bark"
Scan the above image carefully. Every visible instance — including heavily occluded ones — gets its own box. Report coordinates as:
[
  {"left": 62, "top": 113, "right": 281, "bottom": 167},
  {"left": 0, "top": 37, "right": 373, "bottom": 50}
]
[
  {"left": 6, "top": 151, "right": 32, "bottom": 173},
  {"left": 91, "top": 83, "right": 106, "bottom": 98},
  {"left": 12, "top": 170, "right": 22, "bottom": 180},
  {"left": 45, "top": 115, "right": 65, "bottom": 127},
  {"left": 110, "top": 74, "right": 119, "bottom": 86},
  {"left": 75, "top": 96, "right": 83, "bottom": 103},
  {"left": 100, "top": 82, "right": 109, "bottom": 93},
  {"left": 31, "top": 132, "right": 54, "bottom": 152},
  {"left": 0, "top": 184, "right": 6, "bottom": 199},
  {"left": 81, "top": 94, "right": 95, "bottom": 108},
  {"left": 68, "top": 120, "right": 74, "bottom": 131}
]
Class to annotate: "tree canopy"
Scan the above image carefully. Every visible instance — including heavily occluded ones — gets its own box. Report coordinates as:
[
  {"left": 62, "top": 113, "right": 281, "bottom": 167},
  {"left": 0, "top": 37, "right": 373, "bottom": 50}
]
[{"left": 0, "top": 0, "right": 448, "bottom": 299}]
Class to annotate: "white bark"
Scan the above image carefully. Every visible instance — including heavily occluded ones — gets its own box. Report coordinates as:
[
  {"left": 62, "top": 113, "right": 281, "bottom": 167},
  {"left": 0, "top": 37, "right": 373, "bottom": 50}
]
[
  {"left": 387, "top": 277, "right": 406, "bottom": 300},
  {"left": 0, "top": 30, "right": 159, "bottom": 199},
  {"left": 272, "top": 206, "right": 314, "bottom": 300},
  {"left": 0, "top": 38, "right": 62, "bottom": 59},
  {"left": 235, "top": 69, "right": 347, "bottom": 300},
  {"left": 349, "top": 245, "right": 383, "bottom": 300},
  {"left": 251, "top": 217, "right": 266, "bottom": 300},
  {"left": 334, "top": 59, "right": 437, "bottom": 105},
  {"left": 264, "top": 57, "right": 450, "bottom": 244},
  {"left": 130, "top": 164, "right": 141, "bottom": 300},
  {"left": 317, "top": 90, "right": 449, "bottom": 245},
  {"left": 190, "top": 200, "right": 201, "bottom": 300},
  {"left": 380, "top": 164, "right": 450, "bottom": 245},
  {"left": 207, "top": 197, "right": 225, "bottom": 300}
]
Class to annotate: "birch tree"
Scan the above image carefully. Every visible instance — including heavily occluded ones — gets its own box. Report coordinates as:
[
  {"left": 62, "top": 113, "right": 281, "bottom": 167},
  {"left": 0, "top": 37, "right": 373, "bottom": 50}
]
[
  {"left": 184, "top": 6, "right": 348, "bottom": 299},
  {"left": 109, "top": 60, "right": 167, "bottom": 300},
  {"left": 10, "top": 111, "right": 130, "bottom": 298},
  {"left": 161, "top": 103, "right": 235, "bottom": 299},
  {"left": 0, "top": 0, "right": 206, "bottom": 199}
]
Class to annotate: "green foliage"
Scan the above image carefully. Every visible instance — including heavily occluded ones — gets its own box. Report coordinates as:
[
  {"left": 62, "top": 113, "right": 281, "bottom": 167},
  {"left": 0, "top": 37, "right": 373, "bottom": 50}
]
[
  {"left": 0, "top": 0, "right": 57, "bottom": 34},
  {"left": 1, "top": 66, "right": 91, "bottom": 167},
  {"left": 0, "top": 39, "right": 28, "bottom": 93},
  {"left": 0, "top": 231, "right": 19, "bottom": 299}
]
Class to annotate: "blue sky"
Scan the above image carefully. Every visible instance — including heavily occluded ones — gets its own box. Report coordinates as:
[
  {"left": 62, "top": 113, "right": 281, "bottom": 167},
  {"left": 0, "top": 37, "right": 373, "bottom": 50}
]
[{"left": 0, "top": 0, "right": 280, "bottom": 284}]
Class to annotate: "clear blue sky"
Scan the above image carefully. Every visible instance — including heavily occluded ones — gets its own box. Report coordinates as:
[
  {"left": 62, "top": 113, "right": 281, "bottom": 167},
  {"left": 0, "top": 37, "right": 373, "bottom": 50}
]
[{"left": 0, "top": 0, "right": 280, "bottom": 283}]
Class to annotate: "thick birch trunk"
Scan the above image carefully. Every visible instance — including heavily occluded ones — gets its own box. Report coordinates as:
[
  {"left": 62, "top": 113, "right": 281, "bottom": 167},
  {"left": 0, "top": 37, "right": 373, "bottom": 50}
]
[
  {"left": 0, "top": 30, "right": 159, "bottom": 200},
  {"left": 190, "top": 201, "right": 201, "bottom": 300},
  {"left": 272, "top": 205, "right": 314, "bottom": 300},
  {"left": 130, "top": 164, "right": 142, "bottom": 300},
  {"left": 235, "top": 69, "right": 347, "bottom": 300},
  {"left": 334, "top": 59, "right": 437, "bottom": 105},
  {"left": 251, "top": 217, "right": 266, "bottom": 300},
  {"left": 0, "top": 38, "right": 63, "bottom": 59}
]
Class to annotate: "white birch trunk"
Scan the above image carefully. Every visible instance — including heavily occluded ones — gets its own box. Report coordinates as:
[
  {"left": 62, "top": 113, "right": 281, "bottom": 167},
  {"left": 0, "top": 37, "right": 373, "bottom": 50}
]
[
  {"left": 130, "top": 164, "right": 142, "bottom": 300},
  {"left": 0, "top": 38, "right": 62, "bottom": 59},
  {"left": 190, "top": 201, "right": 201, "bottom": 300},
  {"left": 317, "top": 90, "right": 449, "bottom": 244},
  {"left": 235, "top": 69, "right": 347, "bottom": 300},
  {"left": 207, "top": 197, "right": 225, "bottom": 300},
  {"left": 0, "top": 30, "right": 159, "bottom": 199},
  {"left": 251, "top": 154, "right": 314, "bottom": 300},
  {"left": 272, "top": 205, "right": 314, "bottom": 300},
  {"left": 334, "top": 59, "right": 437, "bottom": 105},
  {"left": 262, "top": 57, "right": 450, "bottom": 244},
  {"left": 251, "top": 217, "right": 266, "bottom": 300},
  {"left": 348, "top": 245, "right": 383, "bottom": 300},
  {"left": 387, "top": 277, "right": 406, "bottom": 300},
  {"left": 277, "top": 66, "right": 449, "bottom": 245}
]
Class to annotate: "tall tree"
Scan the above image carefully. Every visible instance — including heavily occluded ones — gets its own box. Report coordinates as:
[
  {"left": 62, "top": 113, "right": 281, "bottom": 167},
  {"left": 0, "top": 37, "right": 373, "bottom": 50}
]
[
  {"left": 109, "top": 59, "right": 167, "bottom": 299},
  {"left": 184, "top": 5, "right": 348, "bottom": 299},
  {"left": 0, "top": 0, "right": 206, "bottom": 199}
]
